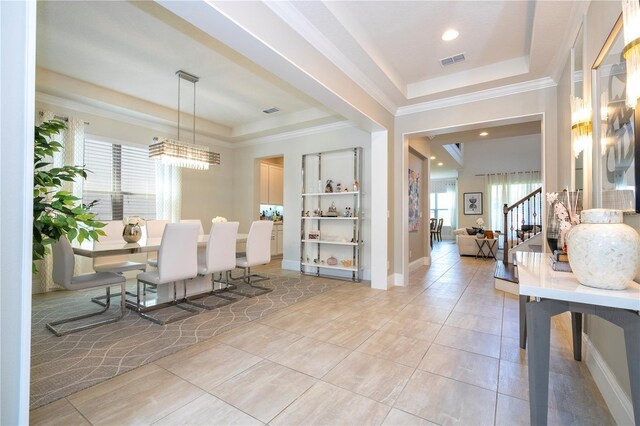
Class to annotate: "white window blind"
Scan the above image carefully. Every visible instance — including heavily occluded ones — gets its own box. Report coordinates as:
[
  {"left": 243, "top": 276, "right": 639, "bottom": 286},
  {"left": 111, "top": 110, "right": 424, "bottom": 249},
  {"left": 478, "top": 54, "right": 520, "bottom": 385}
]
[{"left": 83, "top": 139, "right": 156, "bottom": 221}]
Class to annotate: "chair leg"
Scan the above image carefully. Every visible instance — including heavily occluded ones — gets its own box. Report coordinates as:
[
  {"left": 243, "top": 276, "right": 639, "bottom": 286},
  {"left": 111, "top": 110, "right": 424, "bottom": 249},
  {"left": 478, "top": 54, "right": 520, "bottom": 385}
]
[
  {"left": 183, "top": 274, "right": 237, "bottom": 310},
  {"left": 46, "top": 285, "right": 126, "bottom": 337},
  {"left": 228, "top": 267, "right": 273, "bottom": 298},
  {"left": 135, "top": 280, "right": 200, "bottom": 326}
]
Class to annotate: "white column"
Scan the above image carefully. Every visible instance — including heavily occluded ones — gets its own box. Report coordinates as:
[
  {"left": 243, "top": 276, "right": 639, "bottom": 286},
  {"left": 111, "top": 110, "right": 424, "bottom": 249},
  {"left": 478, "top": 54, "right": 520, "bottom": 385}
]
[
  {"left": 1, "top": 1, "right": 36, "bottom": 424},
  {"left": 370, "top": 131, "right": 388, "bottom": 289}
]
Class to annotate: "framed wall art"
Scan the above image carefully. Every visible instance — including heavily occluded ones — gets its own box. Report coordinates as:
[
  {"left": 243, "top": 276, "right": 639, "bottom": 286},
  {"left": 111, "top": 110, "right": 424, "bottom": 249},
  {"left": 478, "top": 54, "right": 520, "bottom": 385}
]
[
  {"left": 593, "top": 15, "right": 638, "bottom": 213},
  {"left": 463, "top": 192, "right": 482, "bottom": 215},
  {"left": 408, "top": 168, "right": 420, "bottom": 232}
]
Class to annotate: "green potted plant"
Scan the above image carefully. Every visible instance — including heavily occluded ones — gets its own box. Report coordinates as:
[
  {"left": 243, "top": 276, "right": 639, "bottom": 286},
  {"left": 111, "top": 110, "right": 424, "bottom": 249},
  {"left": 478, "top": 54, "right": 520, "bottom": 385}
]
[{"left": 32, "top": 119, "right": 105, "bottom": 272}]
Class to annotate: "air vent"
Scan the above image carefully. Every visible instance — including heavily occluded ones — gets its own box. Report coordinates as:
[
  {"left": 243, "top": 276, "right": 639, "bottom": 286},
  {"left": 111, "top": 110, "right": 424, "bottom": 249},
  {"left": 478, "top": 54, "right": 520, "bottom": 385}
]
[
  {"left": 440, "top": 53, "right": 466, "bottom": 67},
  {"left": 262, "top": 107, "right": 280, "bottom": 114}
]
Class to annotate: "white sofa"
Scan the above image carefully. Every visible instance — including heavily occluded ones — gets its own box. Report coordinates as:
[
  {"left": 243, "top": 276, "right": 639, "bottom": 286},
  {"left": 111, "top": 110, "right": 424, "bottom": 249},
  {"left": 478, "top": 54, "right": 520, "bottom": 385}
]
[{"left": 454, "top": 229, "right": 498, "bottom": 257}]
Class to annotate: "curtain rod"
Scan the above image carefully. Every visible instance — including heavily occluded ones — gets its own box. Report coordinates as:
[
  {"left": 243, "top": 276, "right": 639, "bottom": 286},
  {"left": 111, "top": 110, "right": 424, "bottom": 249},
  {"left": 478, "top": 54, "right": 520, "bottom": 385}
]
[
  {"left": 39, "top": 111, "right": 90, "bottom": 126},
  {"left": 475, "top": 170, "right": 540, "bottom": 177}
]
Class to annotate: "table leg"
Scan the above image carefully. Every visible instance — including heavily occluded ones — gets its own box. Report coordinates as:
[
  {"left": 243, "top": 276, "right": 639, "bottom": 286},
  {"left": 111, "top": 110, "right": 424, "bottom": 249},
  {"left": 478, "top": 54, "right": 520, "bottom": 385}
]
[
  {"left": 571, "top": 312, "right": 582, "bottom": 361},
  {"left": 519, "top": 295, "right": 528, "bottom": 349},
  {"left": 526, "top": 300, "right": 552, "bottom": 426}
]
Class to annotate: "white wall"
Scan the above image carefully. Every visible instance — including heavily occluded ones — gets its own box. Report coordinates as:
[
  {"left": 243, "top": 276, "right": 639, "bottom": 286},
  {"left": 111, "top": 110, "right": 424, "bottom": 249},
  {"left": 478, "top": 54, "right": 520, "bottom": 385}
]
[
  {"left": 1, "top": 1, "right": 36, "bottom": 423},
  {"left": 34, "top": 95, "right": 234, "bottom": 235},
  {"left": 232, "top": 125, "right": 372, "bottom": 278},
  {"left": 457, "top": 134, "right": 541, "bottom": 229},
  {"left": 394, "top": 86, "right": 556, "bottom": 282}
]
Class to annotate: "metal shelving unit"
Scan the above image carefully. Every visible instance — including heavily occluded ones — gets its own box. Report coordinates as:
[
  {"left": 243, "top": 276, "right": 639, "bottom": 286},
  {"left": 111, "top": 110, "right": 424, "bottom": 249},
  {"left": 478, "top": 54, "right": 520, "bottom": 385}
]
[{"left": 300, "top": 147, "right": 362, "bottom": 281}]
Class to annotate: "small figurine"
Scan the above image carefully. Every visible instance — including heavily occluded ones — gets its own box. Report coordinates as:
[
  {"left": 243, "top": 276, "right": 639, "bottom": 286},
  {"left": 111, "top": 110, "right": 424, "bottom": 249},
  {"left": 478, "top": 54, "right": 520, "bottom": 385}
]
[
  {"left": 344, "top": 207, "right": 352, "bottom": 217},
  {"left": 313, "top": 208, "right": 321, "bottom": 217},
  {"left": 353, "top": 180, "right": 359, "bottom": 191},
  {"left": 325, "top": 179, "right": 334, "bottom": 193},
  {"left": 304, "top": 211, "right": 310, "bottom": 217},
  {"left": 336, "top": 182, "right": 342, "bottom": 192},
  {"left": 344, "top": 187, "right": 349, "bottom": 192}
]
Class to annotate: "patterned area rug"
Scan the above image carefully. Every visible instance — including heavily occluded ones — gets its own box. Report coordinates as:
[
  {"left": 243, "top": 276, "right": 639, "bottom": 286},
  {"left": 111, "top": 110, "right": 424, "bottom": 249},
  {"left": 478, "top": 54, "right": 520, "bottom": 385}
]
[{"left": 30, "top": 264, "right": 341, "bottom": 409}]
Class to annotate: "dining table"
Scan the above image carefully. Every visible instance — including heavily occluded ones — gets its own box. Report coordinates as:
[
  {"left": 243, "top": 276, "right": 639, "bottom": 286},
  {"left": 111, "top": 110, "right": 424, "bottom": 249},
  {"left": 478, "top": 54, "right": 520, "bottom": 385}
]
[
  {"left": 72, "top": 233, "right": 248, "bottom": 258},
  {"left": 72, "top": 233, "right": 249, "bottom": 307}
]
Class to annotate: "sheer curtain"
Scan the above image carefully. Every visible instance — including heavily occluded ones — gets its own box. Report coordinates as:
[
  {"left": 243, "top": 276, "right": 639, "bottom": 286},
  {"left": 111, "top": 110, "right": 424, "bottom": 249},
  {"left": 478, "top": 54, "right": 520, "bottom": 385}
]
[
  {"left": 445, "top": 179, "right": 458, "bottom": 230},
  {"left": 487, "top": 171, "right": 541, "bottom": 232},
  {"left": 35, "top": 111, "right": 85, "bottom": 293},
  {"left": 155, "top": 163, "right": 182, "bottom": 222}
]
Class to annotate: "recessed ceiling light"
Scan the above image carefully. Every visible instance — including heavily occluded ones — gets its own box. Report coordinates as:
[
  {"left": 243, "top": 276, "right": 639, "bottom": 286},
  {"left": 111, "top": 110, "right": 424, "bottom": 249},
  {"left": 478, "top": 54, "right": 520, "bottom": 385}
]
[
  {"left": 430, "top": 156, "right": 436, "bottom": 160},
  {"left": 479, "top": 131, "right": 489, "bottom": 136},
  {"left": 441, "top": 29, "right": 459, "bottom": 41},
  {"left": 437, "top": 162, "right": 444, "bottom": 166}
]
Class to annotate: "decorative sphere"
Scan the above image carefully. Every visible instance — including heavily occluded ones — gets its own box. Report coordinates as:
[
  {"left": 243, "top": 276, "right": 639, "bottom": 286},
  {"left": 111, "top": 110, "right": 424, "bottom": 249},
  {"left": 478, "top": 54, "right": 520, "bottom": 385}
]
[{"left": 566, "top": 209, "right": 640, "bottom": 290}]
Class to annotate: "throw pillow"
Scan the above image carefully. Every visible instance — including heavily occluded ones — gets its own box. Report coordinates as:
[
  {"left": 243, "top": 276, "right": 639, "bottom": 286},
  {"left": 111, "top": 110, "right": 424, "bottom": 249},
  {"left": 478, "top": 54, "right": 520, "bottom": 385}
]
[{"left": 466, "top": 228, "right": 478, "bottom": 235}]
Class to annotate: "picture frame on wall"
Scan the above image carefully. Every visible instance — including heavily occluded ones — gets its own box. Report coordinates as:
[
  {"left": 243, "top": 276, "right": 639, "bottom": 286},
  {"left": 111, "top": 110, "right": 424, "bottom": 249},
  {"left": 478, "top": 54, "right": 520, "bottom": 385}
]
[{"left": 463, "top": 192, "right": 483, "bottom": 215}]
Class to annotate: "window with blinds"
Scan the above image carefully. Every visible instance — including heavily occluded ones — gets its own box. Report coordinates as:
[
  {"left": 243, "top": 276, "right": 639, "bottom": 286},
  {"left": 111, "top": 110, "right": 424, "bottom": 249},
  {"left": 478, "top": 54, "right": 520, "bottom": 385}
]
[{"left": 83, "top": 139, "right": 156, "bottom": 221}]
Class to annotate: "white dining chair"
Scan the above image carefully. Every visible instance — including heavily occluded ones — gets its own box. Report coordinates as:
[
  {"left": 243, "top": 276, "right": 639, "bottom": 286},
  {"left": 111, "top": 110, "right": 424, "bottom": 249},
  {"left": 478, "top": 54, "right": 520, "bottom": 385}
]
[
  {"left": 185, "top": 221, "right": 239, "bottom": 309},
  {"left": 179, "top": 219, "right": 204, "bottom": 236},
  {"left": 91, "top": 220, "right": 146, "bottom": 307},
  {"left": 46, "top": 236, "right": 126, "bottom": 337},
  {"left": 135, "top": 223, "right": 200, "bottom": 325},
  {"left": 230, "top": 220, "right": 273, "bottom": 297},
  {"left": 145, "top": 219, "right": 170, "bottom": 267}
]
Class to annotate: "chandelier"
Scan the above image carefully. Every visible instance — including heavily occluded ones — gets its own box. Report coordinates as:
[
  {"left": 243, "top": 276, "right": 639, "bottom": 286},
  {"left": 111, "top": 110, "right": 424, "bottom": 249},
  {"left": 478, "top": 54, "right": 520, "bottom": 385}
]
[
  {"left": 149, "top": 70, "right": 220, "bottom": 170},
  {"left": 622, "top": 0, "right": 640, "bottom": 108}
]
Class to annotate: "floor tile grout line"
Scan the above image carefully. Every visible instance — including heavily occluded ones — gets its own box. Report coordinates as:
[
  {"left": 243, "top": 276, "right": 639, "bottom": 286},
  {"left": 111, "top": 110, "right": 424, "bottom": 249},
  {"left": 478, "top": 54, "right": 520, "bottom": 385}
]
[
  {"left": 63, "top": 397, "right": 94, "bottom": 426},
  {"left": 153, "top": 358, "right": 268, "bottom": 425}
]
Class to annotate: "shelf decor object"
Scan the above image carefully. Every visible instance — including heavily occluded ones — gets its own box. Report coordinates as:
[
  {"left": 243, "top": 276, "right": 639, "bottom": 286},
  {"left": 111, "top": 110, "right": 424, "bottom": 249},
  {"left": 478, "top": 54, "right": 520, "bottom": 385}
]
[
  {"left": 149, "top": 70, "right": 220, "bottom": 170},
  {"left": 566, "top": 208, "right": 640, "bottom": 290},
  {"left": 301, "top": 147, "right": 363, "bottom": 281}
]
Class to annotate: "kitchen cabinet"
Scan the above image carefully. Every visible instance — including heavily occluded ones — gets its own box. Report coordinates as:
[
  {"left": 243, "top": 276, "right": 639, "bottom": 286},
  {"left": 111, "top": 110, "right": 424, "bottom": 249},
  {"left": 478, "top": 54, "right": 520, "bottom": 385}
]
[
  {"left": 260, "top": 163, "right": 283, "bottom": 205},
  {"left": 270, "top": 223, "right": 283, "bottom": 256}
]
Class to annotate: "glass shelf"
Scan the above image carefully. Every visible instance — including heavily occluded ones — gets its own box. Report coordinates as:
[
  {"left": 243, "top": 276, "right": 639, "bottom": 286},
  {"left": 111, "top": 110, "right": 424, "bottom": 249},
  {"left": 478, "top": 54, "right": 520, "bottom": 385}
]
[
  {"left": 301, "top": 239, "right": 358, "bottom": 246},
  {"left": 302, "top": 191, "right": 359, "bottom": 196}
]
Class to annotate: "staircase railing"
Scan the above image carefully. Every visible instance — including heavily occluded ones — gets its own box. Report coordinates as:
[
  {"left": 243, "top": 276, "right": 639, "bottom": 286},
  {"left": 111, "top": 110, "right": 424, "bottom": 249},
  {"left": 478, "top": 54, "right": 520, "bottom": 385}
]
[{"left": 503, "top": 187, "right": 543, "bottom": 263}]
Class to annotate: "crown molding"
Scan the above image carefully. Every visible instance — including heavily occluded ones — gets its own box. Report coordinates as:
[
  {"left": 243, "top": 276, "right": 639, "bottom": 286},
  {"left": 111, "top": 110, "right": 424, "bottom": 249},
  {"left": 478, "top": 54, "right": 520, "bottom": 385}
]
[
  {"left": 396, "top": 77, "right": 557, "bottom": 117},
  {"left": 233, "top": 120, "right": 354, "bottom": 148},
  {"left": 264, "top": 1, "right": 398, "bottom": 115},
  {"left": 36, "top": 92, "right": 236, "bottom": 149}
]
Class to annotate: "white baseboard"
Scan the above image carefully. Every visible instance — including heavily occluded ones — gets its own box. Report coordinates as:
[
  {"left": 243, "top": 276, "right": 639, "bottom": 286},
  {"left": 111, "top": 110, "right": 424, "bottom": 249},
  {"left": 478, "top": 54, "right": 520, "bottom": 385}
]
[
  {"left": 387, "top": 273, "right": 404, "bottom": 287},
  {"left": 495, "top": 278, "right": 519, "bottom": 296},
  {"left": 409, "top": 257, "right": 429, "bottom": 271},
  {"left": 583, "top": 334, "right": 635, "bottom": 425},
  {"left": 281, "top": 259, "right": 299, "bottom": 271}
]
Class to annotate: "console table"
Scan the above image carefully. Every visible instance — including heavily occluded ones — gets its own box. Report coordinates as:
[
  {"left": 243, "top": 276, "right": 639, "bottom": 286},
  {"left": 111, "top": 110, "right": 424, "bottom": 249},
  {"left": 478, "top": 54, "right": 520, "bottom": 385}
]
[{"left": 515, "top": 252, "right": 640, "bottom": 426}]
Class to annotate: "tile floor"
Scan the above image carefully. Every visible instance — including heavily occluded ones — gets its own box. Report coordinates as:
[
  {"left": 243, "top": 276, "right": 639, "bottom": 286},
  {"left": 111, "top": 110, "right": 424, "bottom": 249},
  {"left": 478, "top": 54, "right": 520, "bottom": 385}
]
[{"left": 30, "top": 241, "right": 614, "bottom": 425}]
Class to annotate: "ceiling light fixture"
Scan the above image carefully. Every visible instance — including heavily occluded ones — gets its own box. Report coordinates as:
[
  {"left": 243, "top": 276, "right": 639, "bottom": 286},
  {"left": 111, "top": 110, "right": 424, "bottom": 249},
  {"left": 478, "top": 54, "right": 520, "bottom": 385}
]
[
  {"left": 571, "top": 96, "right": 592, "bottom": 158},
  {"left": 438, "top": 162, "right": 444, "bottom": 166},
  {"left": 149, "top": 70, "right": 220, "bottom": 170},
  {"left": 479, "top": 131, "right": 489, "bottom": 136},
  {"left": 441, "top": 29, "right": 459, "bottom": 41},
  {"left": 622, "top": 0, "right": 640, "bottom": 108},
  {"left": 430, "top": 156, "right": 436, "bottom": 160}
]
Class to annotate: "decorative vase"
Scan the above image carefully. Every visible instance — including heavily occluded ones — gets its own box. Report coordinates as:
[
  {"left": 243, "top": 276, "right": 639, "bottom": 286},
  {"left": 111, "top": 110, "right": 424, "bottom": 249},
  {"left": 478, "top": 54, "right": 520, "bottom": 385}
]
[
  {"left": 566, "top": 209, "right": 640, "bottom": 290},
  {"left": 122, "top": 224, "right": 142, "bottom": 243},
  {"left": 546, "top": 191, "right": 582, "bottom": 252}
]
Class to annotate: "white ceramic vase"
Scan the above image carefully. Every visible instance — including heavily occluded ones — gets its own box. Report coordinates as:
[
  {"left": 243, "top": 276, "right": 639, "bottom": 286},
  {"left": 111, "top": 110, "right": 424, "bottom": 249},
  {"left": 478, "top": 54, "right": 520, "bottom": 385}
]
[{"left": 566, "top": 209, "right": 640, "bottom": 290}]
